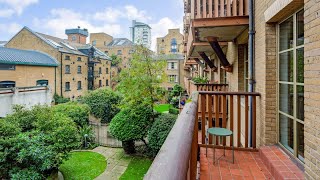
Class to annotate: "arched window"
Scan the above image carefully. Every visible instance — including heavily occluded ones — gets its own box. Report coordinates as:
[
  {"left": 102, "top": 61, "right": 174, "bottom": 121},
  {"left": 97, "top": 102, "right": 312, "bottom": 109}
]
[
  {"left": 36, "top": 80, "right": 48, "bottom": 86},
  {"left": 0, "top": 81, "right": 15, "bottom": 88},
  {"left": 171, "top": 38, "right": 177, "bottom": 53}
]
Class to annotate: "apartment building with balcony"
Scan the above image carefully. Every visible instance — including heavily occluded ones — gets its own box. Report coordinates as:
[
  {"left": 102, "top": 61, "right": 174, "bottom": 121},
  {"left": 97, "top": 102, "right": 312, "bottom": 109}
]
[
  {"left": 146, "top": 0, "right": 319, "bottom": 179},
  {"left": 156, "top": 29, "right": 184, "bottom": 55},
  {"left": 130, "top": 20, "right": 152, "bottom": 49},
  {"left": 5, "top": 27, "right": 111, "bottom": 99}
]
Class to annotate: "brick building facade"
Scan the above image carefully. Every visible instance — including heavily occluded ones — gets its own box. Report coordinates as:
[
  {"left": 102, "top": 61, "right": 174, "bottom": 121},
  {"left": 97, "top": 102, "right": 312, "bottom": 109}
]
[
  {"left": 5, "top": 27, "right": 111, "bottom": 99},
  {"left": 184, "top": 0, "right": 319, "bottom": 178}
]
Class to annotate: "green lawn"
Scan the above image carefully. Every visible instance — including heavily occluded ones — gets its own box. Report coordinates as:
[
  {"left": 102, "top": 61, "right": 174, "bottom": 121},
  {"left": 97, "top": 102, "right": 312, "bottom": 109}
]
[
  {"left": 120, "top": 157, "right": 153, "bottom": 180},
  {"left": 154, "top": 104, "right": 171, "bottom": 113},
  {"left": 59, "top": 151, "right": 106, "bottom": 180}
]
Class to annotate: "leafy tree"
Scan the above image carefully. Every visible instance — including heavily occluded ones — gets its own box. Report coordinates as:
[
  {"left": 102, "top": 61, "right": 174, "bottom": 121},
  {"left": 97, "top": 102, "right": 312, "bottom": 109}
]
[
  {"left": 110, "top": 54, "right": 122, "bottom": 67},
  {"left": 148, "top": 114, "right": 177, "bottom": 156},
  {"left": 109, "top": 103, "right": 153, "bottom": 154},
  {"left": 53, "top": 102, "right": 90, "bottom": 127},
  {"left": 81, "top": 88, "right": 122, "bottom": 123},
  {"left": 168, "top": 84, "right": 184, "bottom": 108},
  {"left": 116, "top": 45, "right": 167, "bottom": 115},
  {"left": 0, "top": 106, "right": 80, "bottom": 179}
]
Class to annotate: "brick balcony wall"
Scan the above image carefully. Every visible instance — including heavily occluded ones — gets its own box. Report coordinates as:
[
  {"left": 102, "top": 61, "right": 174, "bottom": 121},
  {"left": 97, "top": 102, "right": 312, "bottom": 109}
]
[
  {"left": 304, "top": 0, "right": 320, "bottom": 179},
  {"left": 255, "top": 0, "right": 278, "bottom": 147}
]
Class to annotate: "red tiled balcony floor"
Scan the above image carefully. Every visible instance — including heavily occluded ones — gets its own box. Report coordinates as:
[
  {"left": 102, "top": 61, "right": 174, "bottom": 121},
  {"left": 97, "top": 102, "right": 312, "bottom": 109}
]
[{"left": 199, "top": 147, "right": 274, "bottom": 180}]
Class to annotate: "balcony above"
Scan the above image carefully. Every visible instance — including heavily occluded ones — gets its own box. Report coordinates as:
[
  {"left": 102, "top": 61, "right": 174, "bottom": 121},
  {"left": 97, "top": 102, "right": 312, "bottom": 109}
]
[{"left": 185, "top": 0, "right": 249, "bottom": 62}]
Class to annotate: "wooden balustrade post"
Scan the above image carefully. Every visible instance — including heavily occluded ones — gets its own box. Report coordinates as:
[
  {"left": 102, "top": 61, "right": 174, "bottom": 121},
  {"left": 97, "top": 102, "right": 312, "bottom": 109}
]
[
  {"left": 208, "top": 95, "right": 213, "bottom": 143},
  {"left": 222, "top": 95, "right": 227, "bottom": 145},
  {"left": 252, "top": 96, "right": 256, "bottom": 148},
  {"left": 208, "top": 0, "right": 213, "bottom": 17},
  {"left": 245, "top": 95, "right": 248, "bottom": 148},
  {"left": 230, "top": 95, "right": 234, "bottom": 147},
  {"left": 201, "top": 94, "right": 206, "bottom": 144},
  {"left": 214, "top": 0, "right": 219, "bottom": 17},
  {"left": 237, "top": 95, "right": 241, "bottom": 147},
  {"left": 232, "top": 0, "right": 237, "bottom": 16}
]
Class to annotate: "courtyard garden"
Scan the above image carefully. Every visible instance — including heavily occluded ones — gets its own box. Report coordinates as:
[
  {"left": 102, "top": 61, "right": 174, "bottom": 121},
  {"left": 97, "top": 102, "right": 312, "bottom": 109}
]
[{"left": 0, "top": 46, "right": 185, "bottom": 179}]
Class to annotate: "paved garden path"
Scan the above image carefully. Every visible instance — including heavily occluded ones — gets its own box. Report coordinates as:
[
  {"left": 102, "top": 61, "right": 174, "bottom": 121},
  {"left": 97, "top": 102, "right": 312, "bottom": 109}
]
[{"left": 92, "top": 146, "right": 132, "bottom": 180}]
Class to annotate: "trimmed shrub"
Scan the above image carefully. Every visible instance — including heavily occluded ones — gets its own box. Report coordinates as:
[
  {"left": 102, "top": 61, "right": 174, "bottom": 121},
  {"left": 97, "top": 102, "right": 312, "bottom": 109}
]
[
  {"left": 53, "top": 102, "right": 90, "bottom": 127},
  {"left": 53, "top": 94, "right": 70, "bottom": 104},
  {"left": 0, "top": 106, "right": 80, "bottom": 179},
  {"left": 169, "top": 107, "right": 179, "bottom": 115},
  {"left": 148, "top": 114, "right": 177, "bottom": 156},
  {"left": 109, "top": 103, "right": 153, "bottom": 154},
  {"left": 82, "top": 88, "right": 122, "bottom": 123}
]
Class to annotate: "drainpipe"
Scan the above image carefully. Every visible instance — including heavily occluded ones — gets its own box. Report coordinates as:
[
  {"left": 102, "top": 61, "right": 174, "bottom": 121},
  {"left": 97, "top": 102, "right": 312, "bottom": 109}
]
[
  {"left": 248, "top": 0, "right": 255, "bottom": 147},
  {"left": 60, "top": 52, "right": 63, "bottom": 97}
]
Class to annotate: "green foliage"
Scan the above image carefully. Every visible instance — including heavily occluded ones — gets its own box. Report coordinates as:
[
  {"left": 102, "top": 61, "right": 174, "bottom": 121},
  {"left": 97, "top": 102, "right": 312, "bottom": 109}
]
[
  {"left": 192, "top": 76, "right": 208, "bottom": 83},
  {"left": 154, "top": 104, "right": 171, "bottom": 113},
  {"left": 120, "top": 157, "right": 153, "bottom": 180},
  {"left": 116, "top": 45, "right": 167, "bottom": 109},
  {"left": 82, "top": 88, "right": 122, "bottom": 123},
  {"left": 168, "top": 84, "right": 184, "bottom": 108},
  {"left": 169, "top": 107, "right": 179, "bottom": 115},
  {"left": 110, "top": 103, "right": 153, "bottom": 142},
  {"left": 169, "top": 96, "right": 180, "bottom": 108},
  {"left": 78, "top": 125, "right": 95, "bottom": 149},
  {"left": 148, "top": 114, "right": 177, "bottom": 156},
  {"left": 10, "top": 169, "right": 43, "bottom": 180},
  {"left": 170, "top": 84, "right": 184, "bottom": 97},
  {"left": 53, "top": 94, "right": 70, "bottom": 104},
  {"left": 53, "top": 102, "right": 90, "bottom": 127},
  {"left": 0, "top": 106, "right": 80, "bottom": 179},
  {"left": 59, "top": 151, "right": 106, "bottom": 180},
  {"left": 110, "top": 54, "right": 122, "bottom": 67}
]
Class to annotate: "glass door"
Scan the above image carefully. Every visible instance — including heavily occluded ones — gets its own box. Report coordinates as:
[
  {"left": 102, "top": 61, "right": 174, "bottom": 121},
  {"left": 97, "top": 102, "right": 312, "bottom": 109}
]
[{"left": 278, "top": 9, "right": 304, "bottom": 162}]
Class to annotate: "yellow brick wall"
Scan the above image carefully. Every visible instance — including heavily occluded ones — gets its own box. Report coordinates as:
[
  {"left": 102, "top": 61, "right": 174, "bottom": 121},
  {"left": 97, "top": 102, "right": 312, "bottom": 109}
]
[
  {"left": 90, "top": 33, "right": 113, "bottom": 47},
  {"left": 0, "top": 65, "right": 56, "bottom": 94},
  {"left": 156, "top": 29, "right": 184, "bottom": 55},
  {"left": 304, "top": 0, "right": 320, "bottom": 179},
  {"left": 60, "top": 53, "right": 88, "bottom": 99}
]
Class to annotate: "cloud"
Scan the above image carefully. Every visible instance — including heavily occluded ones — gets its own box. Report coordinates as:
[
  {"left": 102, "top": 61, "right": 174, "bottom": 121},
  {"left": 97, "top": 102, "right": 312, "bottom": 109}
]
[
  {"left": 0, "top": 0, "right": 38, "bottom": 17},
  {"left": 0, "top": 23, "right": 22, "bottom": 34},
  {"left": 150, "top": 17, "right": 183, "bottom": 51},
  {"left": 124, "top": 5, "right": 151, "bottom": 22},
  {"left": 33, "top": 8, "right": 122, "bottom": 39},
  {"left": 93, "top": 7, "right": 123, "bottom": 23},
  {"left": 0, "top": 9, "right": 15, "bottom": 17},
  {"left": 93, "top": 5, "right": 151, "bottom": 23}
]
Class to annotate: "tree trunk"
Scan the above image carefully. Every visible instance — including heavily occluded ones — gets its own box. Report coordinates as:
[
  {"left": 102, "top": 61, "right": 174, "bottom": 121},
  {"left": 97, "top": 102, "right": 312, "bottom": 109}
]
[{"left": 122, "top": 140, "right": 135, "bottom": 154}]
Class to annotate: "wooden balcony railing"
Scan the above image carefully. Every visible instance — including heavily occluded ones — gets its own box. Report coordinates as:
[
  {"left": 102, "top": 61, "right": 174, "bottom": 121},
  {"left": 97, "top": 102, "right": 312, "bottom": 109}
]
[
  {"left": 145, "top": 91, "right": 260, "bottom": 179},
  {"left": 198, "top": 91, "right": 260, "bottom": 150},
  {"left": 191, "top": 0, "right": 249, "bottom": 19}
]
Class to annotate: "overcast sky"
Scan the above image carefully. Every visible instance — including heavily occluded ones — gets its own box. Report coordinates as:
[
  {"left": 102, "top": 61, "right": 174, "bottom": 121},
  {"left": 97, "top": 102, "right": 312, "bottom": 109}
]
[{"left": 0, "top": 0, "right": 184, "bottom": 50}]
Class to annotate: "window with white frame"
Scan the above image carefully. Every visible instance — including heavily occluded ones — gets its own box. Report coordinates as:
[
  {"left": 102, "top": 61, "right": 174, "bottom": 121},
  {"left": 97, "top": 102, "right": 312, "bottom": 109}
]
[
  {"left": 168, "top": 75, "right": 178, "bottom": 83},
  {"left": 168, "top": 62, "right": 177, "bottom": 70},
  {"left": 278, "top": 9, "right": 304, "bottom": 162}
]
